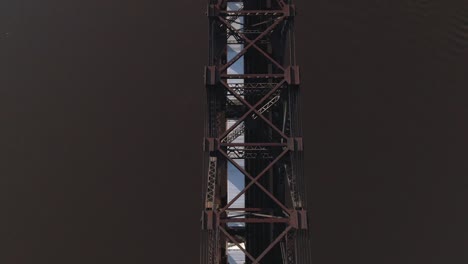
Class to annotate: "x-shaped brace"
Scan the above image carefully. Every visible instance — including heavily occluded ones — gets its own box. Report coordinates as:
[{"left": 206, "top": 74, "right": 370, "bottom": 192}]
[
  {"left": 219, "top": 225, "right": 293, "bottom": 264},
  {"left": 219, "top": 16, "right": 285, "bottom": 72},
  {"left": 219, "top": 79, "right": 288, "bottom": 142},
  {"left": 219, "top": 147, "right": 290, "bottom": 214}
]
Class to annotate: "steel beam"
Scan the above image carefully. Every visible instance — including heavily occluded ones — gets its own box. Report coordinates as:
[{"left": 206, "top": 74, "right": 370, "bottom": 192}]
[{"left": 202, "top": 1, "right": 310, "bottom": 263}]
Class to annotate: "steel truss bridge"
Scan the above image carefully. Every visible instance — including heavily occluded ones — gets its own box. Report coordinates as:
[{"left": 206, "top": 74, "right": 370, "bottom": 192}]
[{"left": 201, "top": 1, "right": 312, "bottom": 263}]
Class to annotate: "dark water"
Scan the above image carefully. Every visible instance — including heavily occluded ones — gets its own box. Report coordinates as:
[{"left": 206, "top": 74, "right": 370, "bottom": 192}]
[{"left": 1, "top": 0, "right": 467, "bottom": 263}]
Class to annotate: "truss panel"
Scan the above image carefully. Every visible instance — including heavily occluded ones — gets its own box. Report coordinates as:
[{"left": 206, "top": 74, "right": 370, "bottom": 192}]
[{"left": 202, "top": 1, "right": 311, "bottom": 263}]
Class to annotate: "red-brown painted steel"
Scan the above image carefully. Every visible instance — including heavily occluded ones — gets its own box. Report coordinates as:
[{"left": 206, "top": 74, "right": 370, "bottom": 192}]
[{"left": 201, "top": 1, "right": 310, "bottom": 263}]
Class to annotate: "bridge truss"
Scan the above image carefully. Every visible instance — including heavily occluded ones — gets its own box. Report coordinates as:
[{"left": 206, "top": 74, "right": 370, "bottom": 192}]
[{"left": 201, "top": 1, "right": 312, "bottom": 263}]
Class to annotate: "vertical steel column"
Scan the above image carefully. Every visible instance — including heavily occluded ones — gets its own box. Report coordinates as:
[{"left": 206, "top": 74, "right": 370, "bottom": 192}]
[{"left": 202, "top": 1, "right": 311, "bottom": 263}]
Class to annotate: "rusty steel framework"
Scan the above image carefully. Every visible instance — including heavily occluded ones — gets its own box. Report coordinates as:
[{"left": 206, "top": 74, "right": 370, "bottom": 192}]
[{"left": 201, "top": 0, "right": 311, "bottom": 263}]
